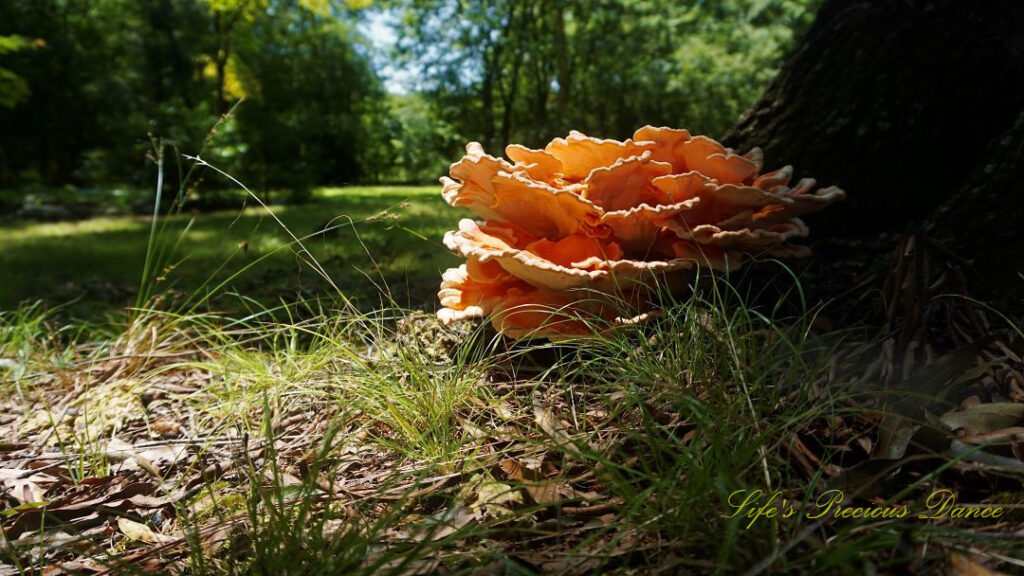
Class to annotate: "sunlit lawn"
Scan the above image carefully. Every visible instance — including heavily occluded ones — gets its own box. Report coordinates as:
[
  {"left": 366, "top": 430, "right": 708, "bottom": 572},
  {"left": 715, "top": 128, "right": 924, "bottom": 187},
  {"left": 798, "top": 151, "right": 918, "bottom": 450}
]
[{"left": 0, "top": 186, "right": 460, "bottom": 316}]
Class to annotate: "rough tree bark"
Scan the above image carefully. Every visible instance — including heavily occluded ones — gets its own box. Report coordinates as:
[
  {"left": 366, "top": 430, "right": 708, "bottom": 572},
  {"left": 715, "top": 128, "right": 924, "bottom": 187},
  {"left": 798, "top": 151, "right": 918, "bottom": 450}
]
[{"left": 723, "top": 0, "right": 1024, "bottom": 297}]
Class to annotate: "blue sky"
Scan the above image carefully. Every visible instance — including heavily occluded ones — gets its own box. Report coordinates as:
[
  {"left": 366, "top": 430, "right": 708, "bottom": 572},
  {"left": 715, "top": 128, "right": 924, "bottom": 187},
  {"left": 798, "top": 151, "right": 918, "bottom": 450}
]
[{"left": 358, "top": 10, "right": 415, "bottom": 94}]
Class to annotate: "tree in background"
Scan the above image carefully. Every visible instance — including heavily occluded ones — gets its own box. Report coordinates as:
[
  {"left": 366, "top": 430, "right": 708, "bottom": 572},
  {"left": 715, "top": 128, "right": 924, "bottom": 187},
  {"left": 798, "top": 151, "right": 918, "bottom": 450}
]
[
  {"left": 228, "top": 0, "right": 381, "bottom": 198},
  {"left": 366, "top": 93, "right": 462, "bottom": 183},
  {"left": 0, "top": 34, "right": 36, "bottom": 109},
  {"left": 0, "top": 0, "right": 220, "bottom": 188},
  {"left": 0, "top": 0, "right": 379, "bottom": 196},
  {"left": 385, "top": 0, "right": 819, "bottom": 155},
  {"left": 0, "top": 0, "right": 824, "bottom": 192}
]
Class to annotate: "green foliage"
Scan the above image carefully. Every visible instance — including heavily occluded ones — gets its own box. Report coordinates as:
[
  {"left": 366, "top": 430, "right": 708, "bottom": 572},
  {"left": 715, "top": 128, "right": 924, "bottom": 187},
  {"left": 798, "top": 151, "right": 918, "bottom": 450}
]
[
  {"left": 0, "top": 0, "right": 216, "bottom": 186},
  {"left": 387, "top": 0, "right": 821, "bottom": 149},
  {"left": 0, "top": 0, "right": 821, "bottom": 191},
  {"left": 0, "top": 34, "right": 35, "bottom": 109},
  {"left": 0, "top": 0, "right": 380, "bottom": 193},
  {"left": 370, "top": 93, "right": 464, "bottom": 183},
  {"left": 230, "top": 2, "right": 381, "bottom": 194}
]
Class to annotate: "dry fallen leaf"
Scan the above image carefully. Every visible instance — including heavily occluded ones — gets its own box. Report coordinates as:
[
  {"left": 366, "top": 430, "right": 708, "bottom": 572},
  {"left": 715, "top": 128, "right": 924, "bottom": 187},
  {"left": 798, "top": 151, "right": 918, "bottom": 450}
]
[
  {"left": 941, "top": 403, "right": 1024, "bottom": 434},
  {"left": 105, "top": 438, "right": 188, "bottom": 477},
  {"left": 201, "top": 525, "right": 233, "bottom": 557},
  {"left": 105, "top": 437, "right": 136, "bottom": 461},
  {"left": 499, "top": 458, "right": 576, "bottom": 507},
  {"left": 533, "top": 399, "right": 571, "bottom": 446},
  {"left": 417, "top": 506, "right": 475, "bottom": 542},
  {"left": 2, "top": 472, "right": 159, "bottom": 539},
  {"left": 117, "top": 517, "right": 178, "bottom": 544},
  {"left": 949, "top": 553, "right": 1008, "bottom": 576},
  {"left": 0, "top": 468, "right": 58, "bottom": 504},
  {"left": 150, "top": 417, "right": 182, "bottom": 438},
  {"left": 457, "top": 473, "right": 522, "bottom": 520},
  {"left": 39, "top": 558, "right": 108, "bottom": 575}
]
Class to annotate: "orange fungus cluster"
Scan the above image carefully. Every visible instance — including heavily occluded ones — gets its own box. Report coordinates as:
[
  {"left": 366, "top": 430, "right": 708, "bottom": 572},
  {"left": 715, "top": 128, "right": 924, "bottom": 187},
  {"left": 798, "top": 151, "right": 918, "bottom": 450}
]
[{"left": 436, "top": 127, "right": 845, "bottom": 338}]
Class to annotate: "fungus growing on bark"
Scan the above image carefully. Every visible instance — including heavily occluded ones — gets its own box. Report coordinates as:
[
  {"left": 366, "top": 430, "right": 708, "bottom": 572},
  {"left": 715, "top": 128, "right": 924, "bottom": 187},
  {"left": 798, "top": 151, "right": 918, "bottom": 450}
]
[{"left": 437, "top": 126, "right": 845, "bottom": 338}]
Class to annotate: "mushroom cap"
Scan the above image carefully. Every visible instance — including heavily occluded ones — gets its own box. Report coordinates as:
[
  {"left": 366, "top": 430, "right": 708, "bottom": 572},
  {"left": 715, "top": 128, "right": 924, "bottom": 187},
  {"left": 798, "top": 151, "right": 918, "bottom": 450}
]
[
  {"left": 443, "top": 219, "right": 697, "bottom": 292},
  {"left": 439, "top": 265, "right": 658, "bottom": 339},
  {"left": 582, "top": 152, "right": 674, "bottom": 211},
  {"left": 600, "top": 200, "right": 700, "bottom": 256},
  {"left": 505, "top": 144, "right": 563, "bottom": 183},
  {"left": 544, "top": 130, "right": 656, "bottom": 181},
  {"left": 442, "top": 143, "right": 605, "bottom": 238}
]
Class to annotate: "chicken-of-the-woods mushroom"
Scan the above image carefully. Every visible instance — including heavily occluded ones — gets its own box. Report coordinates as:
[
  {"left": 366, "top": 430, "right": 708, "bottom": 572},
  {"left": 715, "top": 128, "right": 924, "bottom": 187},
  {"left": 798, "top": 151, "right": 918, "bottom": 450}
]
[{"left": 437, "top": 127, "right": 845, "bottom": 338}]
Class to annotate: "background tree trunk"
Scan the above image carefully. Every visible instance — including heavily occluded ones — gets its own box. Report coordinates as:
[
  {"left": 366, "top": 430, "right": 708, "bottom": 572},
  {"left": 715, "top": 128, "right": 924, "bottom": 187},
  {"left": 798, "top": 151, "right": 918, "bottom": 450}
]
[{"left": 723, "top": 0, "right": 1024, "bottom": 301}]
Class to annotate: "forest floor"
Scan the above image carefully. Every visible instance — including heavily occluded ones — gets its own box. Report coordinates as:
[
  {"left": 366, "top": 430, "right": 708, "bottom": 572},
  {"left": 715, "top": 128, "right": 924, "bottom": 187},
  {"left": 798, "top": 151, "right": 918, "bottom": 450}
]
[{"left": 2, "top": 186, "right": 1024, "bottom": 575}]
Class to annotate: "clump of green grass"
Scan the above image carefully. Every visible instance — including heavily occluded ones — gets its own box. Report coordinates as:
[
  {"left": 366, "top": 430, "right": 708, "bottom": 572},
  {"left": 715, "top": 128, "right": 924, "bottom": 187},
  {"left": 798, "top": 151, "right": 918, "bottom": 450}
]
[{"left": 0, "top": 302, "right": 62, "bottom": 389}]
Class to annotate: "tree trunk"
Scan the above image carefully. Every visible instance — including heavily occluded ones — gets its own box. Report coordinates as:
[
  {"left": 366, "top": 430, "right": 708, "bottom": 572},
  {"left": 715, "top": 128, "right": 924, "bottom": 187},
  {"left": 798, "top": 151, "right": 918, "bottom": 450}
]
[
  {"left": 553, "top": 4, "right": 570, "bottom": 128},
  {"left": 723, "top": 0, "right": 1024, "bottom": 299},
  {"left": 499, "top": 47, "right": 522, "bottom": 148},
  {"left": 929, "top": 109, "right": 1024, "bottom": 296},
  {"left": 213, "top": 12, "right": 228, "bottom": 117},
  {"left": 481, "top": 51, "right": 496, "bottom": 151}
]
